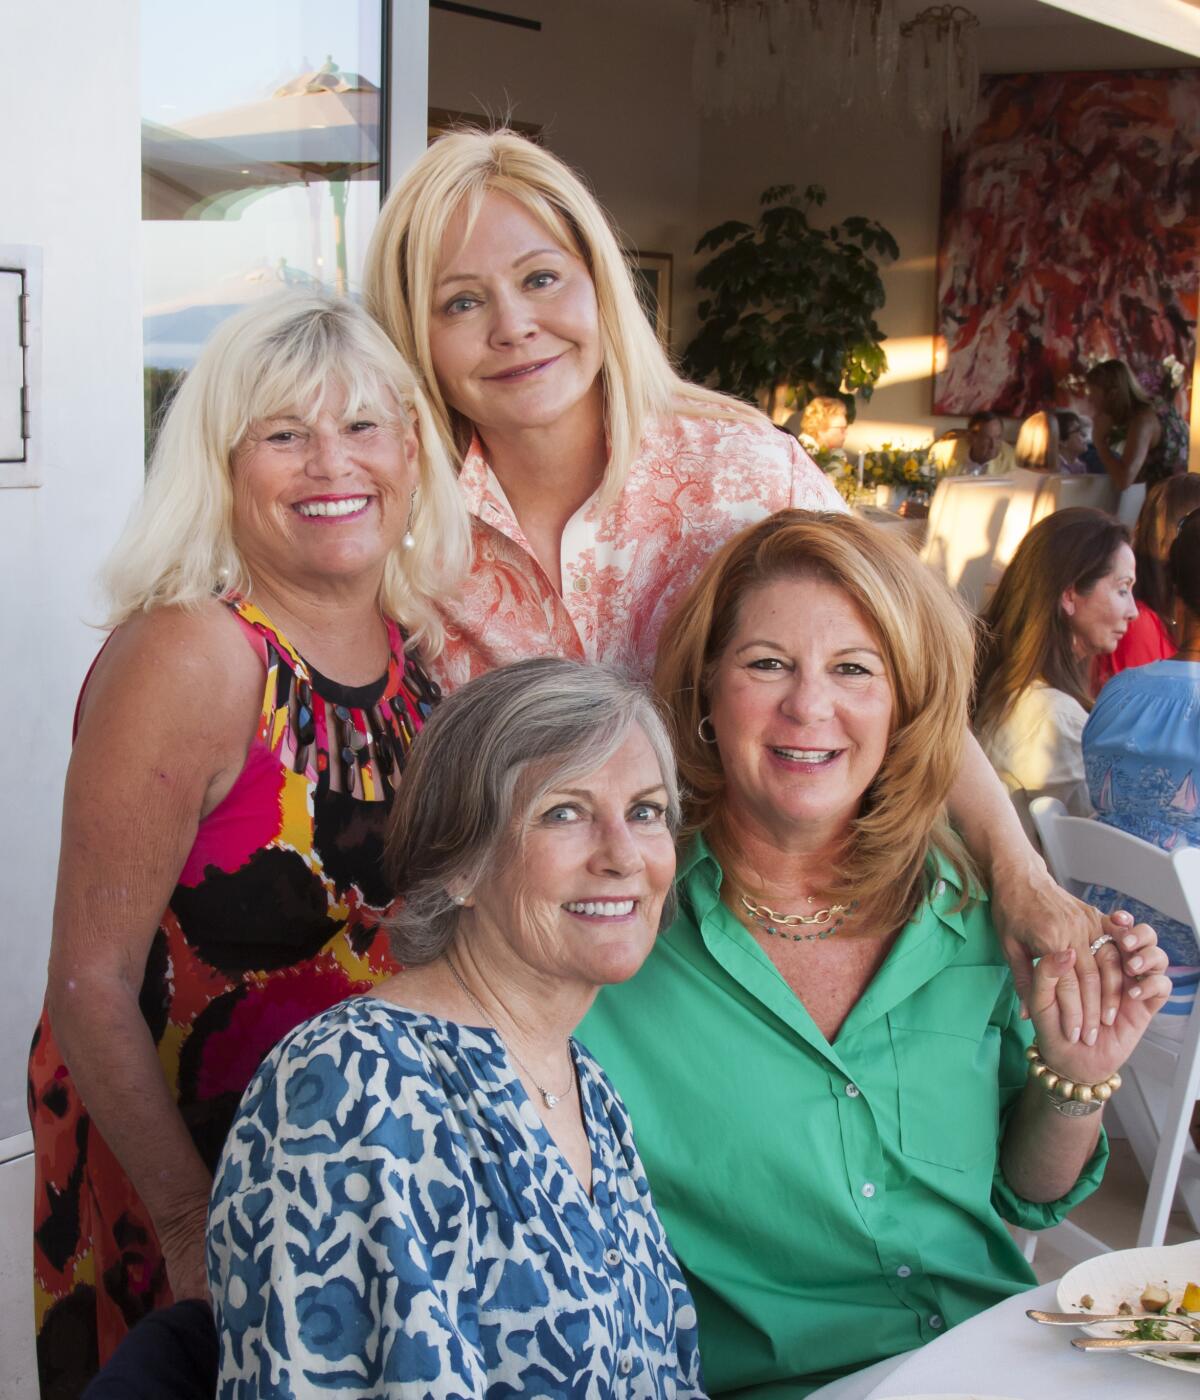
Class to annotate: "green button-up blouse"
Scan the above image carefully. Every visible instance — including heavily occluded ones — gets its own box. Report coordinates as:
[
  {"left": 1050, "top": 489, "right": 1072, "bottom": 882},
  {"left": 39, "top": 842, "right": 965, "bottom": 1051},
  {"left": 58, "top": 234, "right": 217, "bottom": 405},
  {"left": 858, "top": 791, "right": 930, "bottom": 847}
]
[{"left": 578, "top": 837, "right": 1107, "bottom": 1398}]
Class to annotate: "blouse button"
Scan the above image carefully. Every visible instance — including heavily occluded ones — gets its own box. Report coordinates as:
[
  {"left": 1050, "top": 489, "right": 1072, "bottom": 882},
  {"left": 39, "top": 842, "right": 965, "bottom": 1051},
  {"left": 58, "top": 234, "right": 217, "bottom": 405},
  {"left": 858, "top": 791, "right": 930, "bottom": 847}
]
[
  {"left": 604, "top": 1246, "right": 621, "bottom": 1268},
  {"left": 896, "top": 1264, "right": 913, "bottom": 1278},
  {"left": 933, "top": 879, "right": 947, "bottom": 896},
  {"left": 572, "top": 574, "right": 591, "bottom": 594},
  {"left": 618, "top": 1355, "right": 633, "bottom": 1375},
  {"left": 930, "top": 1314, "right": 944, "bottom": 1329},
  {"left": 861, "top": 1182, "right": 876, "bottom": 1199},
  {"left": 845, "top": 1083, "right": 860, "bottom": 1098}
]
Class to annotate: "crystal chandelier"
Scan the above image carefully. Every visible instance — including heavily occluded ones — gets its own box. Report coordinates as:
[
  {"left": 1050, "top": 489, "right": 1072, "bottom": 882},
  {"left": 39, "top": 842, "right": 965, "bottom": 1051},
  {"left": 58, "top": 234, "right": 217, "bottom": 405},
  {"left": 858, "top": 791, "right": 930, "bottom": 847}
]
[{"left": 693, "top": 1, "right": 980, "bottom": 140}]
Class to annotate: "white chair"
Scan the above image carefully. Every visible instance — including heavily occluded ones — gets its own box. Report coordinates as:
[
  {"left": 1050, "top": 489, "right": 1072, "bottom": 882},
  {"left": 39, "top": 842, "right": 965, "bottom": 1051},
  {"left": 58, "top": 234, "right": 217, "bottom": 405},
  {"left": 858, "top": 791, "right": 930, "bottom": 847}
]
[
  {"left": 1031, "top": 795, "right": 1200, "bottom": 1248},
  {"left": 921, "top": 471, "right": 1119, "bottom": 613}
]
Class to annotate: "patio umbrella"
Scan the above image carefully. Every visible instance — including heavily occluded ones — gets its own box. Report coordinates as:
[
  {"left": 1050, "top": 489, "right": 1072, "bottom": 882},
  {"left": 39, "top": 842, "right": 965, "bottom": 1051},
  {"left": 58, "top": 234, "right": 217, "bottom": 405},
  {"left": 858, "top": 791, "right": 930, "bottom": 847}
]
[
  {"left": 141, "top": 120, "right": 292, "bottom": 221},
  {"left": 144, "top": 59, "right": 381, "bottom": 293}
]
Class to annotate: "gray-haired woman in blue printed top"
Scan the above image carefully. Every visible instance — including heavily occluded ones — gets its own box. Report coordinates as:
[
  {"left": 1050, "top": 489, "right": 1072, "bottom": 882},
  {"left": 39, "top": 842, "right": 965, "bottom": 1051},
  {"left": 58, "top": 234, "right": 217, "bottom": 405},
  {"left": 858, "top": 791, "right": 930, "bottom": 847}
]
[{"left": 207, "top": 658, "right": 704, "bottom": 1398}]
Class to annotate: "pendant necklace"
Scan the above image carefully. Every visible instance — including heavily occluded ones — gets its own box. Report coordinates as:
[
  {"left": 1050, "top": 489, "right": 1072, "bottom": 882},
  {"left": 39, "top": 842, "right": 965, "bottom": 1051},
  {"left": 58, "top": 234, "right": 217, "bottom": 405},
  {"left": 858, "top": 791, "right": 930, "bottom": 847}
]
[{"left": 445, "top": 955, "right": 576, "bottom": 1109}]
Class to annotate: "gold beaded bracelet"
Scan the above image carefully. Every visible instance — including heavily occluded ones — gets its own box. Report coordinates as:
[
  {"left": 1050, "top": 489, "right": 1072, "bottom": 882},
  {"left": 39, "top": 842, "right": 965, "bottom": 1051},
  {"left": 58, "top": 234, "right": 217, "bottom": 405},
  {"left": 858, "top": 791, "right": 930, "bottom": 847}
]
[{"left": 1025, "top": 1043, "right": 1121, "bottom": 1117}]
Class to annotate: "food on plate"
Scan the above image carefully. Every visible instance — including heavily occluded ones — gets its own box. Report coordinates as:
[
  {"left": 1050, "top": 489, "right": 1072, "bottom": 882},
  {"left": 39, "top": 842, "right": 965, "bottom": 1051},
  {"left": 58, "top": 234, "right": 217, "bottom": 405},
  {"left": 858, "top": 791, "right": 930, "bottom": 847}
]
[
  {"left": 1184, "top": 1282, "right": 1200, "bottom": 1312},
  {"left": 1078, "top": 1293, "right": 1094, "bottom": 1310},
  {"left": 1141, "top": 1282, "right": 1172, "bottom": 1313}
]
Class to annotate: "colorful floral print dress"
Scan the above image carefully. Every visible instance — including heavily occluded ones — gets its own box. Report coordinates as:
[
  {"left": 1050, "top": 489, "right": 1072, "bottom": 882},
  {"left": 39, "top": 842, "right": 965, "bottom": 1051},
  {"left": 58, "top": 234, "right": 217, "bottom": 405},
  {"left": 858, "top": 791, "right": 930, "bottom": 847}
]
[{"left": 27, "top": 598, "right": 440, "bottom": 1399}]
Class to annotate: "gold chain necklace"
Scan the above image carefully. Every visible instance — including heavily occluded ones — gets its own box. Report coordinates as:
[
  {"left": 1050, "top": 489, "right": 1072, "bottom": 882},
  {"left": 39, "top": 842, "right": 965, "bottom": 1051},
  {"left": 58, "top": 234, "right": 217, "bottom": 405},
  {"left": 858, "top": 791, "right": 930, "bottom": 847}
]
[
  {"left": 738, "top": 892, "right": 854, "bottom": 943},
  {"left": 445, "top": 956, "right": 576, "bottom": 1109}
]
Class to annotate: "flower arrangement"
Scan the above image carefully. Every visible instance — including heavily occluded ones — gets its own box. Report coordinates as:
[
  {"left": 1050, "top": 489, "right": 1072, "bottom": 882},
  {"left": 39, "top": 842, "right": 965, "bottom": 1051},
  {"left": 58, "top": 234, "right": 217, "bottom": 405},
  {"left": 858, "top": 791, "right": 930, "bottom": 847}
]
[
  {"left": 1162, "top": 354, "right": 1186, "bottom": 391},
  {"left": 812, "top": 441, "right": 937, "bottom": 505},
  {"left": 862, "top": 444, "right": 935, "bottom": 487}
]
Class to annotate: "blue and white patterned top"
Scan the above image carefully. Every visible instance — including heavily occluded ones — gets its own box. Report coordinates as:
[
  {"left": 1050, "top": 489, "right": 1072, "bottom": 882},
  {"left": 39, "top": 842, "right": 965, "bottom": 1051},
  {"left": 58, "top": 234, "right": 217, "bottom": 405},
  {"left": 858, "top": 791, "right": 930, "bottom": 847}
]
[
  {"left": 1082, "top": 660, "right": 1200, "bottom": 1019},
  {"left": 207, "top": 996, "right": 705, "bottom": 1398}
]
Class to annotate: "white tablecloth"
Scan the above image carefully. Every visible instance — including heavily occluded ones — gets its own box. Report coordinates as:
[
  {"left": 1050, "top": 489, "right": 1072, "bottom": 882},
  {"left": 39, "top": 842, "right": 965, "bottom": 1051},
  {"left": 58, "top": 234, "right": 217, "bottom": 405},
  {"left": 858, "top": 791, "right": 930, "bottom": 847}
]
[{"left": 809, "top": 1280, "right": 1199, "bottom": 1399}]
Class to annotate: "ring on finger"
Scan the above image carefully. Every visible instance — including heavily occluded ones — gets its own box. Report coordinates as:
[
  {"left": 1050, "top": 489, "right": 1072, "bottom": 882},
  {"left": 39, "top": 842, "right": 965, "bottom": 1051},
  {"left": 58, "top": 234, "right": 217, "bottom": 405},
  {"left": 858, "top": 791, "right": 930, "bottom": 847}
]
[{"left": 1090, "top": 932, "right": 1115, "bottom": 955}]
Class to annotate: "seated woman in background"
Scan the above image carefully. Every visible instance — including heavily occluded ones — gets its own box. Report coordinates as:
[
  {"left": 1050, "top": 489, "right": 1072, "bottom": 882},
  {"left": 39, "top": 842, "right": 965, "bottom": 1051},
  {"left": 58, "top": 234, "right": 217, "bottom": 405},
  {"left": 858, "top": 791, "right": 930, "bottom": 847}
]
[
  {"left": 1055, "top": 411, "right": 1090, "bottom": 474},
  {"left": 208, "top": 659, "right": 704, "bottom": 1396},
  {"left": 1014, "top": 408, "right": 1059, "bottom": 472},
  {"left": 1094, "top": 473, "right": 1200, "bottom": 691},
  {"left": 580, "top": 510, "right": 1165, "bottom": 1397},
  {"left": 975, "top": 508, "right": 1136, "bottom": 843},
  {"left": 1087, "top": 357, "right": 1188, "bottom": 492},
  {"left": 1083, "top": 508, "right": 1200, "bottom": 1034},
  {"left": 28, "top": 293, "right": 469, "bottom": 1396}
]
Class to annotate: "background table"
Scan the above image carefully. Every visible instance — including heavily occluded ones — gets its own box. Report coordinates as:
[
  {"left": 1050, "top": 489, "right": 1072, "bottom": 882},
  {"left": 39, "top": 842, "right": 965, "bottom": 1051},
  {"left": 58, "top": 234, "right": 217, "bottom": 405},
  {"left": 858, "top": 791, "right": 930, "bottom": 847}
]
[{"left": 808, "top": 1280, "right": 1200, "bottom": 1398}]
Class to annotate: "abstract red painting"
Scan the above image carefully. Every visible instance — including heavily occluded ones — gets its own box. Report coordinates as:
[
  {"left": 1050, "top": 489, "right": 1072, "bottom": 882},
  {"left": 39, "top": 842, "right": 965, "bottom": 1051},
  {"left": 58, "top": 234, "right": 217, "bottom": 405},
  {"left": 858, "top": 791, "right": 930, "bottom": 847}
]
[{"left": 934, "top": 70, "right": 1200, "bottom": 419}]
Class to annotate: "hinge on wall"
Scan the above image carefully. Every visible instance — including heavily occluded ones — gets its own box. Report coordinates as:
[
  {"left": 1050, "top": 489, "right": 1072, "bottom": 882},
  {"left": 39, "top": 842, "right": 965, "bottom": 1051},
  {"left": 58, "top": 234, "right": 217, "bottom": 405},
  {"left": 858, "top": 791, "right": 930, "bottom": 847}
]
[
  {"left": 20, "top": 384, "right": 29, "bottom": 442},
  {"left": 18, "top": 290, "right": 29, "bottom": 349}
]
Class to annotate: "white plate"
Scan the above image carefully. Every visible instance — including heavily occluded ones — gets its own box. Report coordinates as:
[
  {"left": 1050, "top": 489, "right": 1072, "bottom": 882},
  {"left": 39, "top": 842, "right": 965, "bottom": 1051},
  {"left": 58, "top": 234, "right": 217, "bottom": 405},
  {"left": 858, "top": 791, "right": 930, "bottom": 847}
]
[{"left": 1058, "top": 1240, "right": 1200, "bottom": 1376}]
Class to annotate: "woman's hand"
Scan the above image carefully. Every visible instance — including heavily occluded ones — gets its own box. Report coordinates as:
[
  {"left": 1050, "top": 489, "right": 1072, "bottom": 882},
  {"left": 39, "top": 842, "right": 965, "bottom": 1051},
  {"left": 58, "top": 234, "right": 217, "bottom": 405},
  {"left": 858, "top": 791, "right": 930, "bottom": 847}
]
[
  {"left": 1092, "top": 409, "right": 1113, "bottom": 444},
  {"left": 991, "top": 861, "right": 1127, "bottom": 1040},
  {"left": 949, "top": 737, "right": 1126, "bottom": 1040},
  {"left": 1029, "top": 923, "right": 1170, "bottom": 1085}
]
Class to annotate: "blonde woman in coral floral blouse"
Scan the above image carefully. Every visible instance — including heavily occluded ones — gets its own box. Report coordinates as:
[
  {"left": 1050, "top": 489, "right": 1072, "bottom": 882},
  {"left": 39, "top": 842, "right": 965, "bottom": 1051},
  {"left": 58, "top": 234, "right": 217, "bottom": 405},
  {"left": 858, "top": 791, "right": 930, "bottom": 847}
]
[{"left": 365, "top": 127, "right": 1133, "bottom": 1034}]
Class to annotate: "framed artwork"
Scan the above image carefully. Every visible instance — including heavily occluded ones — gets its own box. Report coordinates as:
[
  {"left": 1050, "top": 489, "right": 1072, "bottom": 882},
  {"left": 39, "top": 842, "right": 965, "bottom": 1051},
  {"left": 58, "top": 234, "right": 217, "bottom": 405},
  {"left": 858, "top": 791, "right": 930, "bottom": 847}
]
[
  {"left": 934, "top": 69, "right": 1200, "bottom": 419},
  {"left": 629, "top": 251, "right": 673, "bottom": 347}
]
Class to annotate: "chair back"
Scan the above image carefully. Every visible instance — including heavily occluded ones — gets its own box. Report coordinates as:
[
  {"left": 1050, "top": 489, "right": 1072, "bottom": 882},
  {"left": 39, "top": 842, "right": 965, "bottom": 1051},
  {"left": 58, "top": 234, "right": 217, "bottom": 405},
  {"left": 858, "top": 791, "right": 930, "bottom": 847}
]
[
  {"left": 1030, "top": 796, "right": 1200, "bottom": 952},
  {"left": 1032, "top": 796, "right": 1200, "bottom": 1251},
  {"left": 922, "top": 472, "right": 1119, "bottom": 612}
]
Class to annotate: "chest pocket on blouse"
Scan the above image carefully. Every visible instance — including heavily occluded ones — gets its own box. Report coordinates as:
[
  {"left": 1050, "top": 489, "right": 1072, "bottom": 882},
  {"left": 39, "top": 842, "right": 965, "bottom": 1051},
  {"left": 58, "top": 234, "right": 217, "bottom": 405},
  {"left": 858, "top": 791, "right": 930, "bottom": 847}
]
[{"left": 889, "top": 965, "right": 1010, "bottom": 1172}]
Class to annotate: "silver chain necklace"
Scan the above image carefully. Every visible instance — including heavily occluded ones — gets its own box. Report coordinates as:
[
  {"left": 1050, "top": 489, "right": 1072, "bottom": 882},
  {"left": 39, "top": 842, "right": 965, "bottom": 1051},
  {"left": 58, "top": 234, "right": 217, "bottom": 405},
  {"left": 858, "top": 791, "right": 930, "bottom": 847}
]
[{"left": 444, "top": 955, "right": 576, "bottom": 1109}]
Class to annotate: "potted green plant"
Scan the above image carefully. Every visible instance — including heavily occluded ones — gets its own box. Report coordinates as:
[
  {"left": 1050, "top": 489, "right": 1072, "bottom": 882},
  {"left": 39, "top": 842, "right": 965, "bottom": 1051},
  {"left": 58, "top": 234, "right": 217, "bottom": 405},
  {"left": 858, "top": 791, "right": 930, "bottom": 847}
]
[{"left": 683, "top": 184, "right": 898, "bottom": 421}]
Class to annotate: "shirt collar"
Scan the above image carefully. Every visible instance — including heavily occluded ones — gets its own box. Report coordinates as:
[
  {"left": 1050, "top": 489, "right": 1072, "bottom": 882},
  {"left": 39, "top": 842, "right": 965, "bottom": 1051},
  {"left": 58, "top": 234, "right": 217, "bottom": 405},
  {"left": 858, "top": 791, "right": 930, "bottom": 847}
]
[{"left": 456, "top": 432, "right": 500, "bottom": 517}]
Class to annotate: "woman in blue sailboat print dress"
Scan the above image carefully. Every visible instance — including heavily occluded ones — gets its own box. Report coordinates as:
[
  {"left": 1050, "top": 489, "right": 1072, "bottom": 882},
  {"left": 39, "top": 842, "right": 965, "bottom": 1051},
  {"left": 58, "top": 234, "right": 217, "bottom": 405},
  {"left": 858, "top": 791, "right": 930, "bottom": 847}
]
[{"left": 1082, "top": 507, "right": 1200, "bottom": 1032}]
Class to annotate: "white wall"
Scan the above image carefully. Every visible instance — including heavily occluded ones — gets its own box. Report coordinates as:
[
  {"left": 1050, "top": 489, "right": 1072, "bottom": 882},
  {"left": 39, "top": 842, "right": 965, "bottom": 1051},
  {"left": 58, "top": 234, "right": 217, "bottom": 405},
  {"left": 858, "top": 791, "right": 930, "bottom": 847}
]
[
  {"left": 0, "top": 0, "right": 144, "bottom": 1143},
  {"left": 429, "top": 0, "right": 703, "bottom": 353},
  {"left": 696, "top": 21, "right": 1196, "bottom": 451}
]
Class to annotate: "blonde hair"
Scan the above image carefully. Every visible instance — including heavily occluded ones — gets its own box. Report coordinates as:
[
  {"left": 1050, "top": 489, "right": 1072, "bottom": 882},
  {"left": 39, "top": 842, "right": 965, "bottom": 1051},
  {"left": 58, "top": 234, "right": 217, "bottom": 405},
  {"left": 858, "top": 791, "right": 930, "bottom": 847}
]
[
  {"left": 799, "top": 395, "right": 847, "bottom": 441},
  {"left": 1015, "top": 409, "right": 1059, "bottom": 471},
  {"left": 365, "top": 127, "right": 757, "bottom": 505},
  {"left": 654, "top": 510, "right": 976, "bottom": 935},
  {"left": 103, "top": 292, "right": 471, "bottom": 652},
  {"left": 1086, "top": 358, "right": 1153, "bottom": 425}
]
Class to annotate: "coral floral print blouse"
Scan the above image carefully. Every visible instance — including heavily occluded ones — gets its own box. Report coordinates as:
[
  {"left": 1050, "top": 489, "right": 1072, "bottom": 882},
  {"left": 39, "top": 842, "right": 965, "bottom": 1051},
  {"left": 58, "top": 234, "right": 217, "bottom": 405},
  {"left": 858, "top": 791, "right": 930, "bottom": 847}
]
[{"left": 428, "top": 414, "right": 845, "bottom": 691}]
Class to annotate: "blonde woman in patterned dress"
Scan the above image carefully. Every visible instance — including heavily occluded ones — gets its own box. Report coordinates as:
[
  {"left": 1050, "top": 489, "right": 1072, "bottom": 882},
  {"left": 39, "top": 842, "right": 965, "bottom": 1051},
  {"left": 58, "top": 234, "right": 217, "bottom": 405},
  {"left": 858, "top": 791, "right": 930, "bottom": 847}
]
[
  {"left": 27, "top": 292, "right": 469, "bottom": 1397},
  {"left": 364, "top": 128, "right": 1132, "bottom": 1070}
]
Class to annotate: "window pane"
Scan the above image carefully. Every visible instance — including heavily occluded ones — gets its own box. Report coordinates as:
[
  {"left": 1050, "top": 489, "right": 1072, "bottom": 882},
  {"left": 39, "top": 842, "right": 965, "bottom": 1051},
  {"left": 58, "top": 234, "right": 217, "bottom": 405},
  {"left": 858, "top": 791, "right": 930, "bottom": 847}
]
[{"left": 141, "top": 1, "right": 384, "bottom": 452}]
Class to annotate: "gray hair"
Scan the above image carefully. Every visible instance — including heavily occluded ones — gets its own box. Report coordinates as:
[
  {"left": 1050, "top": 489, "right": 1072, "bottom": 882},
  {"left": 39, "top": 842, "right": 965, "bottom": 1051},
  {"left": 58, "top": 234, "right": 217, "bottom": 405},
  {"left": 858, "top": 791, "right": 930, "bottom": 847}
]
[{"left": 385, "top": 658, "right": 681, "bottom": 964}]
